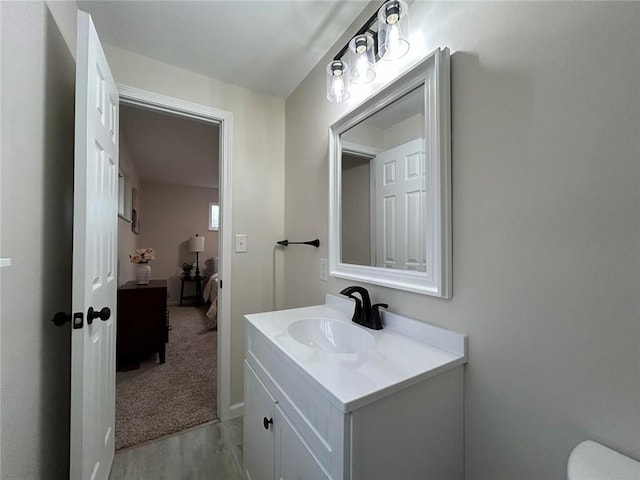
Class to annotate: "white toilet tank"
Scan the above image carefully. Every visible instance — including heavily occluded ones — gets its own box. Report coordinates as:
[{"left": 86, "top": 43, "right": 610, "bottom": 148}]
[{"left": 568, "top": 440, "right": 640, "bottom": 480}]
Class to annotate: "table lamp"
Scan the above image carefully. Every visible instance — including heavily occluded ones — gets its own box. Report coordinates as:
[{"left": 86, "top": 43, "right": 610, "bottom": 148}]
[{"left": 189, "top": 234, "right": 205, "bottom": 278}]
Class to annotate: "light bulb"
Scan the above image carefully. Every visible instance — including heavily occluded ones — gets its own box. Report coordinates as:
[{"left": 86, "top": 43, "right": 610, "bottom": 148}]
[
  {"left": 385, "top": 23, "right": 409, "bottom": 59},
  {"left": 332, "top": 74, "right": 345, "bottom": 103},
  {"left": 354, "top": 55, "right": 370, "bottom": 82}
]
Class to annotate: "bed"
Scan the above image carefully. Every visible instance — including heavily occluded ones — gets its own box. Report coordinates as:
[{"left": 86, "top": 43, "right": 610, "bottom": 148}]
[{"left": 202, "top": 273, "right": 218, "bottom": 330}]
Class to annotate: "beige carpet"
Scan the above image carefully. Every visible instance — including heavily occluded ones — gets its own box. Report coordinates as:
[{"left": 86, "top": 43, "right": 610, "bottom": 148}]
[{"left": 115, "top": 305, "right": 217, "bottom": 450}]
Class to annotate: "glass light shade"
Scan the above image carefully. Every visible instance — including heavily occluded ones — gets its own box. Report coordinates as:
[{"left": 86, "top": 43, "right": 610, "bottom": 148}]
[
  {"left": 348, "top": 34, "right": 376, "bottom": 84},
  {"left": 377, "top": 0, "right": 410, "bottom": 61},
  {"left": 326, "top": 60, "right": 350, "bottom": 103}
]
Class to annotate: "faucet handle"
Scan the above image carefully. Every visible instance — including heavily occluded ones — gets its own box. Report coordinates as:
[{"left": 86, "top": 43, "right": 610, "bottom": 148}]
[{"left": 370, "top": 303, "right": 388, "bottom": 330}]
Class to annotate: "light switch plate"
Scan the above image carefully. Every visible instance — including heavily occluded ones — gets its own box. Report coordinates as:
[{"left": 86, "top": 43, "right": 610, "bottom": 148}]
[
  {"left": 319, "top": 258, "right": 328, "bottom": 281},
  {"left": 235, "top": 234, "right": 247, "bottom": 253}
]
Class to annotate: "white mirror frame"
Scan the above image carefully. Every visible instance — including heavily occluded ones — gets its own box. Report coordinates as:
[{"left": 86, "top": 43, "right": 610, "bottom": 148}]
[{"left": 329, "top": 48, "right": 451, "bottom": 297}]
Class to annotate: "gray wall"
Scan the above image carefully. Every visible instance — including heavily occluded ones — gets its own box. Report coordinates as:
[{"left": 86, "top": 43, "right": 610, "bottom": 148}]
[
  {"left": 284, "top": 2, "right": 640, "bottom": 479},
  {"left": 1, "top": 1, "right": 77, "bottom": 478},
  {"left": 137, "top": 181, "right": 219, "bottom": 303}
]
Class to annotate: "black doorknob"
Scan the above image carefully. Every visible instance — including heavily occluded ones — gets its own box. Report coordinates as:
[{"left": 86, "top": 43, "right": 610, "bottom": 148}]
[
  {"left": 52, "top": 311, "right": 84, "bottom": 329},
  {"left": 263, "top": 417, "right": 273, "bottom": 430},
  {"left": 51, "top": 311, "right": 71, "bottom": 326},
  {"left": 87, "top": 307, "right": 111, "bottom": 325}
]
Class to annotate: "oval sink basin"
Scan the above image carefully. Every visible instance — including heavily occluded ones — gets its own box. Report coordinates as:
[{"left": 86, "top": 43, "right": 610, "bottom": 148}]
[{"left": 287, "top": 318, "right": 375, "bottom": 354}]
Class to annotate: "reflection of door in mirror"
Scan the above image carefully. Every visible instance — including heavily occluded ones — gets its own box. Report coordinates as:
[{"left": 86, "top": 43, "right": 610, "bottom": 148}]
[
  {"left": 374, "top": 138, "right": 426, "bottom": 271},
  {"left": 341, "top": 85, "right": 425, "bottom": 270}
]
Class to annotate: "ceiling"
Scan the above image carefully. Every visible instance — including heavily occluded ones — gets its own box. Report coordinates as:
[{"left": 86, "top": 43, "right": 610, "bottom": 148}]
[
  {"left": 77, "top": 0, "right": 370, "bottom": 98},
  {"left": 120, "top": 105, "right": 219, "bottom": 188}
]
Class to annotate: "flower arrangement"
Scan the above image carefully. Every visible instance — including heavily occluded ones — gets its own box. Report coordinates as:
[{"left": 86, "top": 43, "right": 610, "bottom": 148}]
[{"left": 130, "top": 248, "right": 155, "bottom": 264}]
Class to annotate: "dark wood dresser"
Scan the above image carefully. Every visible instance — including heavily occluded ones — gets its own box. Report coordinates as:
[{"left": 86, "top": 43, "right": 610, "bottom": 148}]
[{"left": 117, "top": 279, "right": 168, "bottom": 369}]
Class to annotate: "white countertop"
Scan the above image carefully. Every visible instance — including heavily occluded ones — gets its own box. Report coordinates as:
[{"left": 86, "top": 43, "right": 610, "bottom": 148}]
[{"left": 245, "top": 295, "right": 467, "bottom": 412}]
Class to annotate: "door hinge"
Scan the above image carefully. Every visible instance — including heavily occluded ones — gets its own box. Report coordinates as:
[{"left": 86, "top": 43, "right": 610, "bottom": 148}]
[{"left": 220, "top": 280, "right": 223, "bottom": 289}]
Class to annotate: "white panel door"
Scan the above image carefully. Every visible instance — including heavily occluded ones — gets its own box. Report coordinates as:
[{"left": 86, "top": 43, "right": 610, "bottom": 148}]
[
  {"left": 70, "top": 10, "right": 119, "bottom": 480},
  {"left": 374, "top": 139, "right": 426, "bottom": 271},
  {"left": 244, "top": 362, "right": 276, "bottom": 480}
]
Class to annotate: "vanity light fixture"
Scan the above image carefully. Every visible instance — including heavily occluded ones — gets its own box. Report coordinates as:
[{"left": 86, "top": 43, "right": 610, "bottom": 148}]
[{"left": 325, "top": 0, "right": 410, "bottom": 103}]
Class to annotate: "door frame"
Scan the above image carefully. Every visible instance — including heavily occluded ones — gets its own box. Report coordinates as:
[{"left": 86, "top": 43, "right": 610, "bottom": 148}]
[
  {"left": 117, "top": 84, "right": 235, "bottom": 421},
  {"left": 342, "top": 141, "right": 381, "bottom": 267}
]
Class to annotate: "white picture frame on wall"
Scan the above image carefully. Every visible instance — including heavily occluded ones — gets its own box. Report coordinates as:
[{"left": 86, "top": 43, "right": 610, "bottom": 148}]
[
  {"left": 117, "top": 168, "right": 132, "bottom": 222},
  {"left": 209, "top": 203, "right": 220, "bottom": 231}
]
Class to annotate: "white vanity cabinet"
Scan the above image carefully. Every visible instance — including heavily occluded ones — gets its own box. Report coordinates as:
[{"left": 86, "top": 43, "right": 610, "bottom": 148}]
[
  {"left": 244, "top": 362, "right": 331, "bottom": 480},
  {"left": 274, "top": 404, "right": 332, "bottom": 480},
  {"left": 243, "top": 363, "right": 275, "bottom": 480},
  {"left": 243, "top": 297, "right": 467, "bottom": 480}
]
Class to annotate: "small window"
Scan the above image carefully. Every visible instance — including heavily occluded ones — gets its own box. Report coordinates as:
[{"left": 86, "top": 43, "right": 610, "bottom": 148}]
[{"left": 209, "top": 203, "right": 220, "bottom": 231}]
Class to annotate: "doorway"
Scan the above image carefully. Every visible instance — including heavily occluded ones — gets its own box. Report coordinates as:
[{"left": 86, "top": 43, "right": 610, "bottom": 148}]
[{"left": 115, "top": 85, "right": 233, "bottom": 449}]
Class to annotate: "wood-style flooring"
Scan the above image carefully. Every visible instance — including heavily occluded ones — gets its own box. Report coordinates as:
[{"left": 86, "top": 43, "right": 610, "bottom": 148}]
[{"left": 109, "top": 417, "right": 245, "bottom": 480}]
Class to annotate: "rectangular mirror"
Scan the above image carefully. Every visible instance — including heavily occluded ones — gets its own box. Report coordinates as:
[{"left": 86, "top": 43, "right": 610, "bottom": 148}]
[{"left": 329, "top": 48, "right": 451, "bottom": 297}]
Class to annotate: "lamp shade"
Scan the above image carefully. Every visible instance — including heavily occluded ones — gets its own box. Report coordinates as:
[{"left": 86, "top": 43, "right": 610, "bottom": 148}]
[
  {"left": 326, "top": 60, "right": 350, "bottom": 103},
  {"left": 348, "top": 34, "right": 376, "bottom": 84},
  {"left": 378, "top": 0, "right": 410, "bottom": 61},
  {"left": 189, "top": 235, "right": 205, "bottom": 253}
]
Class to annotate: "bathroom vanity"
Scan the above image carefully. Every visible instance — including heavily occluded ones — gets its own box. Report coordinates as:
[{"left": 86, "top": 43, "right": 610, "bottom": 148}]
[{"left": 243, "top": 294, "right": 467, "bottom": 480}]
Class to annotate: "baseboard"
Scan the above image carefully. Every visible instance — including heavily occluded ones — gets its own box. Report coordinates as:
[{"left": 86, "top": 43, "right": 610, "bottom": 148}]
[
  {"left": 219, "top": 401, "right": 243, "bottom": 421},
  {"left": 167, "top": 299, "right": 180, "bottom": 306},
  {"left": 229, "top": 402, "right": 244, "bottom": 418}
]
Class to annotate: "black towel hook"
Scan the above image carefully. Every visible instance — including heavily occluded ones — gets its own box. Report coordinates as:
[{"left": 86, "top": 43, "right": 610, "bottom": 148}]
[{"left": 276, "top": 239, "right": 320, "bottom": 248}]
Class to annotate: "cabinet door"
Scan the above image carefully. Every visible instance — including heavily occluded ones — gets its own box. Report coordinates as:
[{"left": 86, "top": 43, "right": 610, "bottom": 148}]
[
  {"left": 244, "top": 362, "right": 276, "bottom": 480},
  {"left": 274, "top": 405, "right": 332, "bottom": 480}
]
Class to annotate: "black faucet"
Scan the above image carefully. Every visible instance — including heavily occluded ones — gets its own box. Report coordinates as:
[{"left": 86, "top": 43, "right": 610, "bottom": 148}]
[{"left": 339, "top": 286, "right": 388, "bottom": 330}]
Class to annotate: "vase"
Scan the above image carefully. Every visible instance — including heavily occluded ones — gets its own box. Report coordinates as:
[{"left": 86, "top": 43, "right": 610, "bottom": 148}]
[{"left": 136, "top": 263, "right": 151, "bottom": 284}]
